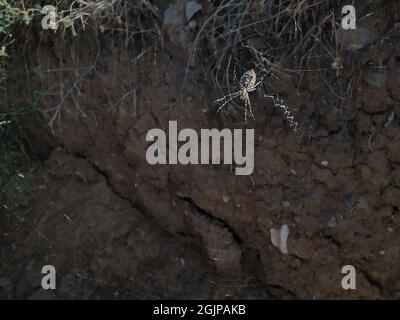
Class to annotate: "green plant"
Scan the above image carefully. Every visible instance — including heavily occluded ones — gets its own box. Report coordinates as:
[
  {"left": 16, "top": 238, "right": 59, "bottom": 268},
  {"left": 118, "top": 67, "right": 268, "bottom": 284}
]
[
  {"left": 0, "top": 111, "right": 34, "bottom": 206},
  {"left": 0, "top": 1, "right": 37, "bottom": 56},
  {"left": 0, "top": 0, "right": 38, "bottom": 83}
]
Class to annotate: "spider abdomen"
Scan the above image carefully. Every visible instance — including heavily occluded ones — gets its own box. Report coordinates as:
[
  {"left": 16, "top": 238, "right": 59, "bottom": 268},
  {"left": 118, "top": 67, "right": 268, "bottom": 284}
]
[{"left": 239, "top": 69, "right": 257, "bottom": 90}]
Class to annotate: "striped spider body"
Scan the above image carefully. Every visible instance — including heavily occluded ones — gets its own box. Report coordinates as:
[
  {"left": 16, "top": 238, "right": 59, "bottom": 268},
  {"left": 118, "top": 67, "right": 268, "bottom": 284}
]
[
  {"left": 239, "top": 69, "right": 257, "bottom": 100},
  {"left": 215, "top": 68, "right": 261, "bottom": 123}
]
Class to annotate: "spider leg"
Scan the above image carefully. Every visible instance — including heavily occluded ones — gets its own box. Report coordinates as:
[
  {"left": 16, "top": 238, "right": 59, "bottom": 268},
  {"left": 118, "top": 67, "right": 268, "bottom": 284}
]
[
  {"left": 244, "top": 97, "right": 248, "bottom": 124},
  {"left": 246, "top": 94, "right": 255, "bottom": 120},
  {"left": 216, "top": 100, "right": 229, "bottom": 112},
  {"left": 256, "top": 78, "right": 264, "bottom": 87},
  {"left": 233, "top": 64, "right": 238, "bottom": 82},
  {"left": 215, "top": 91, "right": 241, "bottom": 112},
  {"left": 248, "top": 80, "right": 263, "bottom": 92},
  {"left": 214, "top": 91, "right": 241, "bottom": 103}
]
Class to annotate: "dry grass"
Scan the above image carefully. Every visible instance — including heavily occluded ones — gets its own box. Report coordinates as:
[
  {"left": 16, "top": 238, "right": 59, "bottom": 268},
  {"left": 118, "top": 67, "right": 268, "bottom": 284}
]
[
  {"left": 5, "top": 0, "right": 343, "bottom": 133},
  {"left": 5, "top": 0, "right": 395, "bottom": 141},
  {"left": 44, "top": 0, "right": 162, "bottom": 50},
  {"left": 17, "top": 0, "right": 163, "bottom": 127},
  {"left": 182, "top": 0, "right": 344, "bottom": 139},
  {"left": 185, "top": 0, "right": 341, "bottom": 88}
]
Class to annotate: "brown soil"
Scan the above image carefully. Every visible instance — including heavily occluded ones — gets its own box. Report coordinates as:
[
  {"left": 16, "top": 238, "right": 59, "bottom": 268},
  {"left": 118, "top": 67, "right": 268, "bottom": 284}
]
[{"left": 1, "top": 1, "right": 400, "bottom": 299}]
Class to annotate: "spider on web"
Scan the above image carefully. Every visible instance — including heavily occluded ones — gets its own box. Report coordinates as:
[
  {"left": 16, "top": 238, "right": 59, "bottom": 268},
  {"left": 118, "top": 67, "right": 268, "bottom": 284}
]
[
  {"left": 214, "top": 67, "right": 264, "bottom": 124},
  {"left": 214, "top": 44, "right": 302, "bottom": 137}
]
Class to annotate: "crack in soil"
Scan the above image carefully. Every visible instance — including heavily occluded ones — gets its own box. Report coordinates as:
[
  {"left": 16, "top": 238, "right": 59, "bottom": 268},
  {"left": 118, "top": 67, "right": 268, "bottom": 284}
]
[
  {"left": 181, "top": 196, "right": 243, "bottom": 247},
  {"left": 59, "top": 146, "right": 161, "bottom": 227},
  {"left": 359, "top": 268, "right": 385, "bottom": 295}
]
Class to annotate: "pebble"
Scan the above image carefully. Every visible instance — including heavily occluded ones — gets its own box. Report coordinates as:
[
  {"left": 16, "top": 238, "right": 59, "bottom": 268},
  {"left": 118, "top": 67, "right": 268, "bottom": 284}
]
[
  {"left": 327, "top": 216, "right": 337, "bottom": 228},
  {"left": 270, "top": 224, "right": 290, "bottom": 254},
  {"left": 321, "top": 160, "right": 329, "bottom": 167},
  {"left": 186, "top": 1, "right": 202, "bottom": 21},
  {"left": 282, "top": 200, "right": 290, "bottom": 208},
  {"left": 188, "top": 20, "right": 197, "bottom": 29}
]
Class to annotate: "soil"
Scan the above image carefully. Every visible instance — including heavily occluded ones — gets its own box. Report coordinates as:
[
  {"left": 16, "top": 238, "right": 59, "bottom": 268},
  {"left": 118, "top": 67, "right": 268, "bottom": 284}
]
[{"left": 1, "top": 0, "right": 400, "bottom": 299}]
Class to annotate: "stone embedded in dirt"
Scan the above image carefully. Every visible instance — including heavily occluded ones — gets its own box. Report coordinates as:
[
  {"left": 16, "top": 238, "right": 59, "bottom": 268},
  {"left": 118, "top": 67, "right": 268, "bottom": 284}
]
[
  {"left": 188, "top": 20, "right": 197, "bottom": 29},
  {"left": 270, "top": 224, "right": 290, "bottom": 254},
  {"left": 384, "top": 111, "right": 396, "bottom": 128},
  {"left": 163, "top": 1, "right": 191, "bottom": 61},
  {"left": 186, "top": 1, "right": 202, "bottom": 21},
  {"left": 323, "top": 212, "right": 337, "bottom": 228},
  {"left": 164, "top": 3, "right": 184, "bottom": 28},
  {"left": 363, "top": 68, "right": 388, "bottom": 88},
  {"left": 337, "top": 26, "right": 378, "bottom": 50},
  {"left": 282, "top": 200, "right": 290, "bottom": 208},
  {"left": 387, "top": 227, "right": 394, "bottom": 233},
  {"left": 327, "top": 215, "right": 337, "bottom": 228},
  {"left": 164, "top": 4, "right": 186, "bottom": 45}
]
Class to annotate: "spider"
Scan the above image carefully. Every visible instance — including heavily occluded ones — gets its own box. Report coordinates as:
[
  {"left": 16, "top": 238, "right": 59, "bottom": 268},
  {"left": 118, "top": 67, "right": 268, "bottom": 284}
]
[{"left": 214, "top": 68, "right": 263, "bottom": 123}]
